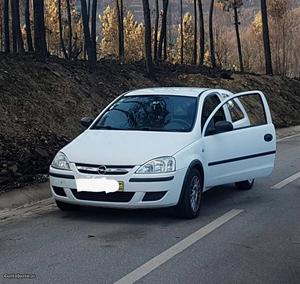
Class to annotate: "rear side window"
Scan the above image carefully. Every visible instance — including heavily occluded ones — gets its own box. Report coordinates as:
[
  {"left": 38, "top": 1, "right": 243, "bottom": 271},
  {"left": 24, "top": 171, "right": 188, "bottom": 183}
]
[
  {"left": 227, "top": 100, "right": 244, "bottom": 122},
  {"left": 204, "top": 93, "right": 268, "bottom": 136},
  {"left": 237, "top": 94, "right": 267, "bottom": 126}
]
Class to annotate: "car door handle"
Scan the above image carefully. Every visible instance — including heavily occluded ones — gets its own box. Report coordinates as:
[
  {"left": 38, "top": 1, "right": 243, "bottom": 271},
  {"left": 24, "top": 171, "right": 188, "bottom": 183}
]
[{"left": 264, "top": 134, "right": 273, "bottom": 142}]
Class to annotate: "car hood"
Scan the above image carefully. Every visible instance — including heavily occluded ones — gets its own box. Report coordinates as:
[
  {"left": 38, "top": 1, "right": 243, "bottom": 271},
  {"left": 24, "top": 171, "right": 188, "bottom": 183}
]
[{"left": 62, "top": 130, "right": 194, "bottom": 166}]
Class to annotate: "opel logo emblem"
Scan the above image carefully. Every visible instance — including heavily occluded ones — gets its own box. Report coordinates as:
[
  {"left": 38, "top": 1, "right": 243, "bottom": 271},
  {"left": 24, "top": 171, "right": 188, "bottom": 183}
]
[{"left": 98, "top": 165, "right": 107, "bottom": 175}]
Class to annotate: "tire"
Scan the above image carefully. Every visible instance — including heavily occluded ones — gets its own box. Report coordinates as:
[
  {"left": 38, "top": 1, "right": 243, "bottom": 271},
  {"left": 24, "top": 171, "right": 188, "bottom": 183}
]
[
  {"left": 55, "top": 200, "right": 80, "bottom": 211},
  {"left": 175, "top": 168, "right": 203, "bottom": 219},
  {"left": 235, "top": 179, "right": 254, "bottom": 190}
]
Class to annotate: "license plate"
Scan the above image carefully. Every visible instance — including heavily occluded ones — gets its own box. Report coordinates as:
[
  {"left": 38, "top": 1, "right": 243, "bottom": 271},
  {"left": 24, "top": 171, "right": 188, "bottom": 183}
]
[{"left": 118, "top": 181, "right": 124, "bottom": 191}]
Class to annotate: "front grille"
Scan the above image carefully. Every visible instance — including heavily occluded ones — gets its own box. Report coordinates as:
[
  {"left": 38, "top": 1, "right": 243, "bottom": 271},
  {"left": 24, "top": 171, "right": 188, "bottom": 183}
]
[
  {"left": 75, "top": 163, "right": 135, "bottom": 175},
  {"left": 52, "top": 186, "right": 67, "bottom": 197},
  {"left": 142, "top": 191, "right": 167, "bottom": 201},
  {"left": 70, "top": 189, "right": 134, "bottom": 202}
]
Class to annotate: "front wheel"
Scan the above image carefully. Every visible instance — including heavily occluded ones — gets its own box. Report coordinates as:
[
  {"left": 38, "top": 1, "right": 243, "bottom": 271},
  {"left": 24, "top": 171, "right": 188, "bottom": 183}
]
[
  {"left": 235, "top": 179, "right": 255, "bottom": 190},
  {"left": 175, "top": 168, "right": 203, "bottom": 219}
]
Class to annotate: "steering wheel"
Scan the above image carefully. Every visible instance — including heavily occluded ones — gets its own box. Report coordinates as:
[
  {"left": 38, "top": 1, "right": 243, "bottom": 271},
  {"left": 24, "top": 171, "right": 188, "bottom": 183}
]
[{"left": 167, "top": 119, "right": 190, "bottom": 129}]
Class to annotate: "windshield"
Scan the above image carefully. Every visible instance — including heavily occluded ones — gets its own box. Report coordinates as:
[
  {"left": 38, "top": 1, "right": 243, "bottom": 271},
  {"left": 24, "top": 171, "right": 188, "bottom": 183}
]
[{"left": 91, "top": 95, "right": 197, "bottom": 132}]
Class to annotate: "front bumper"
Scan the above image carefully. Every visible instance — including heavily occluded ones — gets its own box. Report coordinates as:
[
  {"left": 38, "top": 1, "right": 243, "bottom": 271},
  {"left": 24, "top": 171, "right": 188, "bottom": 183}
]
[{"left": 49, "top": 164, "right": 186, "bottom": 209}]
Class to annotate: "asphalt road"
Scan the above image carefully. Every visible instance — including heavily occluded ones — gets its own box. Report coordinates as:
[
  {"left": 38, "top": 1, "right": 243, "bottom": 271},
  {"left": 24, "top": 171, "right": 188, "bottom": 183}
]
[{"left": 0, "top": 135, "right": 300, "bottom": 284}]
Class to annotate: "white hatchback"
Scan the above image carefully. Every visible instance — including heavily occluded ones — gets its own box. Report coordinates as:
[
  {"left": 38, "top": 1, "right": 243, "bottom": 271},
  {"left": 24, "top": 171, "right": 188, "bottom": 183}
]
[{"left": 49, "top": 87, "right": 276, "bottom": 218}]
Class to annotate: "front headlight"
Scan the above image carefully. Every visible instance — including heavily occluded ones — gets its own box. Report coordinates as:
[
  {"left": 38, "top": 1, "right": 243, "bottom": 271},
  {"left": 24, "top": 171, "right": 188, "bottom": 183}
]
[
  {"left": 136, "top": 157, "right": 176, "bottom": 174},
  {"left": 51, "top": 152, "right": 71, "bottom": 170}
]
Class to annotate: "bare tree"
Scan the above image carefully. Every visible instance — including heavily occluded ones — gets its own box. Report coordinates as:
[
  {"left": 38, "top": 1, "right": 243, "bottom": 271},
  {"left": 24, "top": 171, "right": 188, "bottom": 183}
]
[
  {"left": 260, "top": 0, "right": 273, "bottom": 75},
  {"left": 142, "top": 0, "right": 154, "bottom": 76},
  {"left": 15, "top": 0, "right": 25, "bottom": 53},
  {"left": 33, "top": 0, "right": 47, "bottom": 58},
  {"left": 91, "top": 0, "right": 98, "bottom": 61},
  {"left": 80, "top": 0, "right": 95, "bottom": 64},
  {"left": 233, "top": 6, "right": 244, "bottom": 72},
  {"left": 198, "top": 0, "right": 205, "bottom": 65},
  {"left": 209, "top": 0, "right": 216, "bottom": 68},
  {"left": 193, "top": 0, "right": 197, "bottom": 64},
  {"left": 158, "top": 0, "right": 169, "bottom": 62},
  {"left": 3, "top": 0, "right": 10, "bottom": 53},
  {"left": 66, "top": 0, "right": 73, "bottom": 58},
  {"left": 220, "top": 0, "right": 244, "bottom": 72},
  {"left": 116, "top": 0, "right": 124, "bottom": 62},
  {"left": 11, "top": 0, "right": 17, "bottom": 53},
  {"left": 25, "top": 0, "right": 34, "bottom": 52},
  {"left": 180, "top": 0, "right": 183, "bottom": 64},
  {"left": 84, "top": 0, "right": 91, "bottom": 60},
  {"left": 58, "top": 0, "right": 68, "bottom": 58},
  {"left": 153, "top": 0, "right": 159, "bottom": 63}
]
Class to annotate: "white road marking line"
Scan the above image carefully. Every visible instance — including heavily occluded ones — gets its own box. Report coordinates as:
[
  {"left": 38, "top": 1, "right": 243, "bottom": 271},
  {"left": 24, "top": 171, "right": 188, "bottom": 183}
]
[
  {"left": 271, "top": 172, "right": 300, "bottom": 189},
  {"left": 277, "top": 133, "right": 300, "bottom": 142},
  {"left": 114, "top": 209, "right": 243, "bottom": 284}
]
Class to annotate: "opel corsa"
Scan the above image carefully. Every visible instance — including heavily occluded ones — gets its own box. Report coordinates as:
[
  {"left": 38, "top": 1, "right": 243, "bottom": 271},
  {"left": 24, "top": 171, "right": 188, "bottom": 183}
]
[{"left": 50, "top": 88, "right": 276, "bottom": 218}]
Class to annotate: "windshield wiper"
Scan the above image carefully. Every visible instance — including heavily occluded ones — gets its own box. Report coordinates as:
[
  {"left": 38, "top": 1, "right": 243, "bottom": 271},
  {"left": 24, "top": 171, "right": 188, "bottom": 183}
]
[
  {"left": 130, "top": 127, "right": 164, "bottom": 131},
  {"left": 92, "top": 125, "right": 122, "bottom": 130}
]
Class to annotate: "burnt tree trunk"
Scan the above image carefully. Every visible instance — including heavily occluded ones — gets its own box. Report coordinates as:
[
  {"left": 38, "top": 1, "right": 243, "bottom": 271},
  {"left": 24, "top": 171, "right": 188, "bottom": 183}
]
[
  {"left": 84, "top": 0, "right": 91, "bottom": 60},
  {"left": 209, "top": 0, "right": 216, "bottom": 68},
  {"left": 142, "top": 0, "right": 153, "bottom": 76},
  {"left": 198, "top": 0, "right": 205, "bottom": 65},
  {"left": 116, "top": 0, "right": 124, "bottom": 62},
  {"left": 180, "top": 0, "right": 183, "bottom": 64},
  {"left": 91, "top": 0, "right": 98, "bottom": 61},
  {"left": 80, "top": 0, "right": 94, "bottom": 64},
  {"left": 25, "top": 0, "right": 34, "bottom": 52},
  {"left": 11, "top": 0, "right": 17, "bottom": 53},
  {"left": 260, "top": 0, "right": 273, "bottom": 75},
  {"left": 3, "top": 0, "right": 10, "bottom": 53},
  {"left": 158, "top": 0, "right": 169, "bottom": 62},
  {"left": 193, "top": 0, "right": 197, "bottom": 64},
  {"left": 233, "top": 7, "right": 244, "bottom": 72},
  {"left": 33, "top": 0, "right": 47, "bottom": 58},
  {"left": 153, "top": 0, "right": 159, "bottom": 63},
  {"left": 15, "top": 0, "right": 25, "bottom": 54},
  {"left": 58, "top": 0, "right": 68, "bottom": 58},
  {"left": 66, "top": 0, "right": 73, "bottom": 59}
]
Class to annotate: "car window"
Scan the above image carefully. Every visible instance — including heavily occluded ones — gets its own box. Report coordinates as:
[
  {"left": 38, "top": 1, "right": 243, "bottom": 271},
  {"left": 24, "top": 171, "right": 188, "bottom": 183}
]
[
  {"left": 236, "top": 94, "right": 267, "bottom": 126},
  {"left": 227, "top": 99, "right": 244, "bottom": 122},
  {"left": 201, "top": 94, "right": 226, "bottom": 129},
  {"left": 205, "top": 93, "right": 267, "bottom": 136},
  {"left": 91, "top": 95, "right": 197, "bottom": 132}
]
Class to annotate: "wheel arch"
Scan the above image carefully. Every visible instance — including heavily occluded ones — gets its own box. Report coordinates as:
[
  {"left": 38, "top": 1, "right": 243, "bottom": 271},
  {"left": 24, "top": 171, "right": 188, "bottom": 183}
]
[{"left": 176, "top": 159, "right": 204, "bottom": 205}]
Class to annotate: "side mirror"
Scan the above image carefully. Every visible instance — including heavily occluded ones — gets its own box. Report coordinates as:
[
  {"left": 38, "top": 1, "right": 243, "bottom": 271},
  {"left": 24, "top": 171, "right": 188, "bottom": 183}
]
[
  {"left": 215, "top": 121, "right": 233, "bottom": 133},
  {"left": 80, "top": 117, "right": 94, "bottom": 128}
]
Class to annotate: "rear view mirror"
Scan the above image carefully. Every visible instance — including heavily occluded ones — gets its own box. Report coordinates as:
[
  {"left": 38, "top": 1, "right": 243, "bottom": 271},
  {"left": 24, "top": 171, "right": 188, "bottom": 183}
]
[
  {"left": 80, "top": 117, "right": 94, "bottom": 128},
  {"left": 215, "top": 121, "right": 233, "bottom": 133}
]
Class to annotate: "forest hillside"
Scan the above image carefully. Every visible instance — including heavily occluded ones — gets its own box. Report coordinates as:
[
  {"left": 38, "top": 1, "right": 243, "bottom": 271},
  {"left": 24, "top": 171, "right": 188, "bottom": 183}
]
[{"left": 0, "top": 54, "right": 300, "bottom": 191}]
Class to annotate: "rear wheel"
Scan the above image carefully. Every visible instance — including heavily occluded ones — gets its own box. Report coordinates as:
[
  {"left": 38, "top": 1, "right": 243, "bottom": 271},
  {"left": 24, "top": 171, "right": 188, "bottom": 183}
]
[
  {"left": 55, "top": 200, "right": 80, "bottom": 211},
  {"left": 235, "top": 179, "right": 254, "bottom": 190},
  {"left": 175, "top": 168, "right": 203, "bottom": 219}
]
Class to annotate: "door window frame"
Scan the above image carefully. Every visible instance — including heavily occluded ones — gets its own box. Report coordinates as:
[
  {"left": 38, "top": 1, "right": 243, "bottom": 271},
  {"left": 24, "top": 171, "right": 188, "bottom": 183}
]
[
  {"left": 202, "top": 91, "right": 271, "bottom": 137},
  {"left": 200, "top": 92, "right": 231, "bottom": 133}
]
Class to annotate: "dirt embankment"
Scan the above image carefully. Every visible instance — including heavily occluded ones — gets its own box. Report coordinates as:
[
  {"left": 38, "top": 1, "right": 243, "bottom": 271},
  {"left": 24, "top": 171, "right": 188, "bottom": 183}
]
[{"left": 0, "top": 54, "right": 300, "bottom": 191}]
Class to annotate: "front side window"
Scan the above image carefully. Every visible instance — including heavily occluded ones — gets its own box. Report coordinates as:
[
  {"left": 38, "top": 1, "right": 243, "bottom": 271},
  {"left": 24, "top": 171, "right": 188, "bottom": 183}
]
[
  {"left": 91, "top": 95, "right": 197, "bottom": 132},
  {"left": 201, "top": 95, "right": 226, "bottom": 129}
]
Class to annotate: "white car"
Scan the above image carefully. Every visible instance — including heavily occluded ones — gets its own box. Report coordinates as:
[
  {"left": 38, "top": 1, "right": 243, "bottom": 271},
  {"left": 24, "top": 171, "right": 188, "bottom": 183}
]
[{"left": 49, "top": 87, "right": 276, "bottom": 218}]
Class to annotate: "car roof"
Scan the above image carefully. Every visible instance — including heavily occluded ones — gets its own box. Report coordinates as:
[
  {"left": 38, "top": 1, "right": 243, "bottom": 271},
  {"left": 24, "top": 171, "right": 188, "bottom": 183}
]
[{"left": 124, "top": 87, "right": 210, "bottom": 97}]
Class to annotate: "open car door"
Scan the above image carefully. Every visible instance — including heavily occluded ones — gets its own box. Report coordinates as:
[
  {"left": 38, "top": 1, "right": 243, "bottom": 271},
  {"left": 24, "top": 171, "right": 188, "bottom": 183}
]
[{"left": 202, "top": 91, "right": 276, "bottom": 187}]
